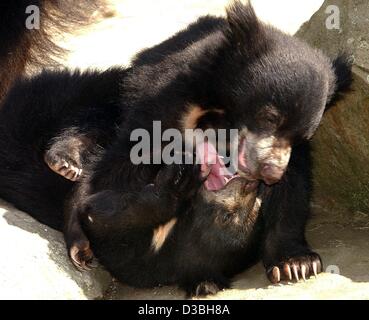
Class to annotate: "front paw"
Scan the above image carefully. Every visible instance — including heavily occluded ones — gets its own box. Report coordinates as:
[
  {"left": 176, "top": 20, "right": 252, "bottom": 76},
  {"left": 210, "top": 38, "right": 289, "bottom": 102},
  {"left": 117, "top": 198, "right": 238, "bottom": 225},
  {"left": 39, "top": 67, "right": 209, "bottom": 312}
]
[
  {"left": 69, "top": 239, "right": 97, "bottom": 272},
  {"left": 45, "top": 150, "right": 82, "bottom": 181},
  {"left": 265, "top": 252, "right": 322, "bottom": 283}
]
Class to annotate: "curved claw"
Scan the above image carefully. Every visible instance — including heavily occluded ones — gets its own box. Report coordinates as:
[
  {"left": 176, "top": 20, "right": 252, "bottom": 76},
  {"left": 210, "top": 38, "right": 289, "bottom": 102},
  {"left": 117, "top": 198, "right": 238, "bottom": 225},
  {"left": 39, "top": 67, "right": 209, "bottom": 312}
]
[
  {"left": 283, "top": 264, "right": 292, "bottom": 281},
  {"left": 301, "top": 265, "right": 307, "bottom": 281},
  {"left": 45, "top": 153, "right": 83, "bottom": 182},
  {"left": 312, "top": 261, "right": 318, "bottom": 278},
  {"left": 69, "top": 242, "right": 95, "bottom": 272},
  {"left": 292, "top": 265, "right": 299, "bottom": 281},
  {"left": 272, "top": 266, "right": 281, "bottom": 283}
]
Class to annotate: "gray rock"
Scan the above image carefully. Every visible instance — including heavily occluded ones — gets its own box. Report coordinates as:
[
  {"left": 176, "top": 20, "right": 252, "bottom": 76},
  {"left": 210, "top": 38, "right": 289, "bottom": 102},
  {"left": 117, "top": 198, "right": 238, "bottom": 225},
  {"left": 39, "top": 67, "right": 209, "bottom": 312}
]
[
  {"left": 296, "top": 0, "right": 369, "bottom": 215},
  {"left": 296, "top": 0, "right": 369, "bottom": 83},
  {"left": 0, "top": 200, "right": 111, "bottom": 300}
]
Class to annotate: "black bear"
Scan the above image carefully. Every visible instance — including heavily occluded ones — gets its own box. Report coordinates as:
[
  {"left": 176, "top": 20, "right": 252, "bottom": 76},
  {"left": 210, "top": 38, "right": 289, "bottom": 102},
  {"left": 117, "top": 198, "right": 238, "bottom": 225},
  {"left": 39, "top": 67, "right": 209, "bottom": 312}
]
[{"left": 0, "top": 2, "right": 351, "bottom": 297}]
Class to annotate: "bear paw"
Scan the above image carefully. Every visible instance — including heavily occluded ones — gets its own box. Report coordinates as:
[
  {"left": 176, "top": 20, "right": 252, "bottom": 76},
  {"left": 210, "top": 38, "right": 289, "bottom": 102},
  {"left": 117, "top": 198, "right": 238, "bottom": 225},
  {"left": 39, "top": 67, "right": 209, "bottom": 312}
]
[
  {"left": 266, "top": 252, "right": 322, "bottom": 283},
  {"left": 45, "top": 151, "right": 82, "bottom": 181},
  {"left": 69, "top": 240, "right": 97, "bottom": 271}
]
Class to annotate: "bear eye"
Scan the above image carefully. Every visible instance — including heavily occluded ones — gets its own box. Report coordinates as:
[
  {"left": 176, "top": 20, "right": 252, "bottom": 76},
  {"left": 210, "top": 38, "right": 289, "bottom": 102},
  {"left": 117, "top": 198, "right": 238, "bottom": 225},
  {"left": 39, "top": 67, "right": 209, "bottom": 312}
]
[
  {"left": 256, "top": 105, "right": 282, "bottom": 128},
  {"left": 264, "top": 113, "right": 279, "bottom": 125}
]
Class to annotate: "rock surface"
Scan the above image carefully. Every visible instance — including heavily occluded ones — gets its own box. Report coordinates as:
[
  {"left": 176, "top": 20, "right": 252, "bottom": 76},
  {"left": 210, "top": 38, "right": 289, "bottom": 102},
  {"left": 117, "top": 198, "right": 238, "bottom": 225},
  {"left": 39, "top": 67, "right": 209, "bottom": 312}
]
[
  {"left": 0, "top": 200, "right": 111, "bottom": 300},
  {"left": 296, "top": 0, "right": 369, "bottom": 214}
]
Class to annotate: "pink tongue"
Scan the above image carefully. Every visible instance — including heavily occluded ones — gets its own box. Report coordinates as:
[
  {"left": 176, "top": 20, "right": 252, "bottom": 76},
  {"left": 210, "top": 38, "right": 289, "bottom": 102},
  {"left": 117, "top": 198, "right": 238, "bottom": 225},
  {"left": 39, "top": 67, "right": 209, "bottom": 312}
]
[{"left": 196, "top": 141, "right": 234, "bottom": 191}]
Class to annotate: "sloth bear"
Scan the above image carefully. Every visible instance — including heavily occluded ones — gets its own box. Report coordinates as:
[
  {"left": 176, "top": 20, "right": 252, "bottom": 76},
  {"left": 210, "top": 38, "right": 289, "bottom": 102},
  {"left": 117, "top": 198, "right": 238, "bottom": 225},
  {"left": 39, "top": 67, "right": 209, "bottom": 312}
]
[{"left": 0, "top": 2, "right": 352, "bottom": 297}]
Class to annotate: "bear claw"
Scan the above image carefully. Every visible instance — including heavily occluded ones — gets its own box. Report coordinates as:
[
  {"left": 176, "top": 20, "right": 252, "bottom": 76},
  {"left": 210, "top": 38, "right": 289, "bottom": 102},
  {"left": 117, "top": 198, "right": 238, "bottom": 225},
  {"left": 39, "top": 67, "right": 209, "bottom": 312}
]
[
  {"left": 267, "top": 252, "right": 322, "bottom": 284},
  {"left": 69, "top": 241, "right": 96, "bottom": 271},
  {"left": 45, "top": 154, "right": 82, "bottom": 181}
]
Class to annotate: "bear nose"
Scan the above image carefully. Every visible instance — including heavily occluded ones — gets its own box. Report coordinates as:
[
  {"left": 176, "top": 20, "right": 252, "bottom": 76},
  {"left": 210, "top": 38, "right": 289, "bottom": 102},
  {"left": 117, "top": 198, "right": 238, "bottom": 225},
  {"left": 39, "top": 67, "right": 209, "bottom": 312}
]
[{"left": 260, "top": 164, "right": 285, "bottom": 185}]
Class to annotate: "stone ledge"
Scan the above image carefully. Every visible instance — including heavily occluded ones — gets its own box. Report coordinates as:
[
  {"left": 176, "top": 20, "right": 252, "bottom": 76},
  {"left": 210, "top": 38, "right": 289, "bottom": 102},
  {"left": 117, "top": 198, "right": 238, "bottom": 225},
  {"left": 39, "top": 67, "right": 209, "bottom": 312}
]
[{"left": 0, "top": 200, "right": 111, "bottom": 300}]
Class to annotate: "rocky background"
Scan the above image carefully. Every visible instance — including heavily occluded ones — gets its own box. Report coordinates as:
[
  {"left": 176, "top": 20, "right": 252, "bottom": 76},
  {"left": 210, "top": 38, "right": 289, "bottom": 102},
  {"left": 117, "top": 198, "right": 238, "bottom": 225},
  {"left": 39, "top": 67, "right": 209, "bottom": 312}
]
[
  {"left": 297, "top": 0, "right": 369, "bottom": 216},
  {"left": 0, "top": 0, "right": 368, "bottom": 299}
]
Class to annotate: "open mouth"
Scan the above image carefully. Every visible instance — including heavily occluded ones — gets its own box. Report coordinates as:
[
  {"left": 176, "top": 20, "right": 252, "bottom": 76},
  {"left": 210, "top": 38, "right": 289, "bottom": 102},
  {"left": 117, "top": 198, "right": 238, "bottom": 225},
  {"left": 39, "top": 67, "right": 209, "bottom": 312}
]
[{"left": 196, "top": 140, "right": 258, "bottom": 192}]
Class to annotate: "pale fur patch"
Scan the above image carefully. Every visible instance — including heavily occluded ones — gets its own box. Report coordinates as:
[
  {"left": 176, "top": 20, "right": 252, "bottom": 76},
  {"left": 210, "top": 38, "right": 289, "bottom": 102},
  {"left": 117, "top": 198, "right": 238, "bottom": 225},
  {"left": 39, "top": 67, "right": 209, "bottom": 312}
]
[
  {"left": 181, "top": 104, "right": 207, "bottom": 130},
  {"left": 151, "top": 218, "right": 177, "bottom": 253},
  {"left": 180, "top": 104, "right": 224, "bottom": 130},
  {"left": 242, "top": 129, "right": 292, "bottom": 171}
]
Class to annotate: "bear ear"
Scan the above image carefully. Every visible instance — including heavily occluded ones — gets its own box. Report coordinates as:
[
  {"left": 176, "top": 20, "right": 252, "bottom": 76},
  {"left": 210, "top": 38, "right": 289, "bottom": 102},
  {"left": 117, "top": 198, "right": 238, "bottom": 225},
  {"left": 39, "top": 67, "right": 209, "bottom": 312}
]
[
  {"left": 325, "top": 53, "right": 353, "bottom": 111},
  {"left": 225, "top": 1, "right": 269, "bottom": 56}
]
